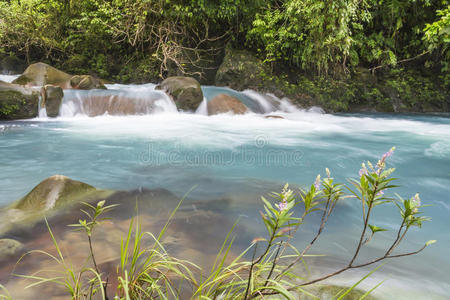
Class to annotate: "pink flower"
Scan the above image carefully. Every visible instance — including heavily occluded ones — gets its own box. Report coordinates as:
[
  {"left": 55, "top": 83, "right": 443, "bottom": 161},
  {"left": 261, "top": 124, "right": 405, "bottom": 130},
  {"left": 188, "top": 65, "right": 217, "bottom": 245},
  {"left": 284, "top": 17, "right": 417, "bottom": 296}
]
[
  {"left": 314, "top": 175, "right": 321, "bottom": 190},
  {"left": 376, "top": 190, "right": 384, "bottom": 197},
  {"left": 276, "top": 201, "right": 288, "bottom": 212},
  {"left": 359, "top": 168, "right": 368, "bottom": 177},
  {"left": 411, "top": 193, "right": 421, "bottom": 207}
]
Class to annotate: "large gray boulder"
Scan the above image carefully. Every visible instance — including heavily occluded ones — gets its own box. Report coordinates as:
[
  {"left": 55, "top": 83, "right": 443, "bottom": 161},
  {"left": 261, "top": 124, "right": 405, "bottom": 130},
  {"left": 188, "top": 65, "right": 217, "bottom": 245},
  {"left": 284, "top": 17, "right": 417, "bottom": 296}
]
[
  {"left": 208, "top": 93, "right": 249, "bottom": 115},
  {"left": 156, "top": 76, "right": 203, "bottom": 111},
  {"left": 40, "top": 85, "right": 64, "bottom": 117},
  {"left": 12, "top": 62, "right": 73, "bottom": 88},
  {"left": 0, "top": 81, "right": 39, "bottom": 120}
]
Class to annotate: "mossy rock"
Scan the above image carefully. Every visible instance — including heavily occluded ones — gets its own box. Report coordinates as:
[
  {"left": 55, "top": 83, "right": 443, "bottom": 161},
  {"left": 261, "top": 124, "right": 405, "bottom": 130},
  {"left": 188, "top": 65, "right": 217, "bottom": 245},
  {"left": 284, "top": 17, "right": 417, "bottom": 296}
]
[
  {"left": 12, "top": 62, "right": 73, "bottom": 88},
  {"left": 207, "top": 93, "right": 249, "bottom": 115},
  {"left": 0, "top": 81, "right": 39, "bottom": 120},
  {"left": 155, "top": 76, "right": 203, "bottom": 111},
  {"left": 215, "top": 45, "right": 270, "bottom": 91},
  {"left": 15, "top": 175, "right": 98, "bottom": 211}
]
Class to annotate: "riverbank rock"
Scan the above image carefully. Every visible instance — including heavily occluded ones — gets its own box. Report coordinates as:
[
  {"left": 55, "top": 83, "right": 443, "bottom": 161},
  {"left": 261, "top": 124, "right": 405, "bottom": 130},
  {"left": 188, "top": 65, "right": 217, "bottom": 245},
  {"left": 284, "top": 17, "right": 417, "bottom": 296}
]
[
  {"left": 40, "top": 85, "right": 64, "bottom": 117},
  {"left": 155, "top": 76, "right": 203, "bottom": 111},
  {"left": 15, "top": 175, "right": 98, "bottom": 211},
  {"left": 0, "top": 239, "right": 24, "bottom": 261},
  {"left": 0, "top": 54, "right": 26, "bottom": 74},
  {"left": 70, "top": 75, "right": 106, "bottom": 90},
  {"left": 12, "top": 62, "right": 73, "bottom": 88},
  {"left": 208, "top": 94, "right": 249, "bottom": 115},
  {"left": 215, "top": 46, "right": 269, "bottom": 91},
  {"left": 0, "top": 81, "right": 39, "bottom": 120}
]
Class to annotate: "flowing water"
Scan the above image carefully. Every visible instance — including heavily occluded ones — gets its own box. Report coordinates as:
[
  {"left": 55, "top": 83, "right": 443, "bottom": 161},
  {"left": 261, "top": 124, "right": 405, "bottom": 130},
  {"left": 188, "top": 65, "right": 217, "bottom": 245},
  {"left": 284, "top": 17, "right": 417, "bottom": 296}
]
[
  {"left": 0, "top": 74, "right": 19, "bottom": 83},
  {"left": 1, "top": 82, "right": 449, "bottom": 299}
]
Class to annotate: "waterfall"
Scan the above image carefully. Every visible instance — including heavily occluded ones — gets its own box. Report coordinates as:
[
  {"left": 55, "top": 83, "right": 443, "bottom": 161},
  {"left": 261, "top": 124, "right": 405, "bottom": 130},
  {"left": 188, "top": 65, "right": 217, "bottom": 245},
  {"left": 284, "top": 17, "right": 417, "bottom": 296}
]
[
  {"left": 0, "top": 74, "right": 19, "bottom": 83},
  {"left": 59, "top": 84, "right": 177, "bottom": 117},
  {"left": 43, "top": 83, "right": 323, "bottom": 118},
  {"left": 241, "top": 90, "right": 277, "bottom": 113},
  {"left": 37, "top": 92, "right": 48, "bottom": 118},
  {"left": 195, "top": 97, "right": 208, "bottom": 115}
]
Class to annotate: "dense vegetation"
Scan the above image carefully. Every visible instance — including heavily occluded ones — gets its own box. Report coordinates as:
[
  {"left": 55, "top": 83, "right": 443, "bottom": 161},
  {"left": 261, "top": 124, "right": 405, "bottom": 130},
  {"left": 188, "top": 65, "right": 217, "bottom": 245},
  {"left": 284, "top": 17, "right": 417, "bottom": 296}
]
[{"left": 0, "top": 0, "right": 448, "bottom": 111}]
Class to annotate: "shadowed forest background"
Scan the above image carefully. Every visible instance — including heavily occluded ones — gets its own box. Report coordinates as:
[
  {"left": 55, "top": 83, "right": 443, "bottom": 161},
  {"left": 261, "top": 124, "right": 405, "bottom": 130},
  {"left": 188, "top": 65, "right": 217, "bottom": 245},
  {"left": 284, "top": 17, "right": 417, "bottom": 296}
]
[{"left": 1, "top": 0, "right": 448, "bottom": 112}]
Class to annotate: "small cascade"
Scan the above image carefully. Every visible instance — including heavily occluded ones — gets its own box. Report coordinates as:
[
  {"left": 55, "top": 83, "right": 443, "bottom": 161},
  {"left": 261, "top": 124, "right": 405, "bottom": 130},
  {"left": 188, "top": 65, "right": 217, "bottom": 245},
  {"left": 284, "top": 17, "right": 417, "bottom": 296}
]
[
  {"left": 195, "top": 97, "right": 208, "bottom": 115},
  {"left": 241, "top": 90, "right": 278, "bottom": 113},
  {"left": 269, "top": 95, "right": 303, "bottom": 113},
  {"left": 0, "top": 74, "right": 19, "bottom": 83},
  {"left": 59, "top": 84, "right": 177, "bottom": 117},
  {"left": 200, "top": 86, "right": 319, "bottom": 115},
  {"left": 37, "top": 93, "right": 48, "bottom": 118},
  {"left": 307, "top": 106, "right": 325, "bottom": 114}
]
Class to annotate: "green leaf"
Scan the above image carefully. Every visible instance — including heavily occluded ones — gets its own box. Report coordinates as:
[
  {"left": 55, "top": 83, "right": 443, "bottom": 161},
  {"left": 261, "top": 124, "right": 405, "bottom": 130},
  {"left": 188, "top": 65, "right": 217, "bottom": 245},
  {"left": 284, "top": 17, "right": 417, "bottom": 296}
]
[{"left": 368, "top": 224, "right": 387, "bottom": 234}]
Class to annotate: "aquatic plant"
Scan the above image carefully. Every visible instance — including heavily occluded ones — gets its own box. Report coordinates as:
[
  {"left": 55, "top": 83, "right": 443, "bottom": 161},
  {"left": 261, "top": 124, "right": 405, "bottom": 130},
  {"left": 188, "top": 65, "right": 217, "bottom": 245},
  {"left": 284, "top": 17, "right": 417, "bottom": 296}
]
[{"left": 13, "top": 148, "right": 434, "bottom": 299}]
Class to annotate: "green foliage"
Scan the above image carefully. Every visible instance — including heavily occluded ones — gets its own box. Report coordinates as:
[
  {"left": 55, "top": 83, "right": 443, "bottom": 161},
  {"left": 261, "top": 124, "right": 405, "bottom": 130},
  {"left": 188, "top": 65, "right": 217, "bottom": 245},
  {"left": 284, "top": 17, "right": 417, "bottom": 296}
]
[
  {"left": 248, "top": 0, "right": 371, "bottom": 74},
  {"left": 0, "top": 283, "right": 11, "bottom": 300},
  {"left": 0, "top": 0, "right": 447, "bottom": 80}
]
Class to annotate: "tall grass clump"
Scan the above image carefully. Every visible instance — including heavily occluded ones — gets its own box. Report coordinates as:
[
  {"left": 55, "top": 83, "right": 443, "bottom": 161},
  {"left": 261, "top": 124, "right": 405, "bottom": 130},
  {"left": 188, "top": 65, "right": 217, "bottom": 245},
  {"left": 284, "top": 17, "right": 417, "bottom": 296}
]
[{"left": 13, "top": 148, "right": 434, "bottom": 299}]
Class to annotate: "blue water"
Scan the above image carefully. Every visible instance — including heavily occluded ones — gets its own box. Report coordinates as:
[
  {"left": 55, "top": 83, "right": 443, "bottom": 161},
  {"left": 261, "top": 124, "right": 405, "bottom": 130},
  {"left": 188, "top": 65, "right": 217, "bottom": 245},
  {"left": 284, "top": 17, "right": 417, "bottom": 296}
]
[{"left": 0, "top": 97, "right": 449, "bottom": 298}]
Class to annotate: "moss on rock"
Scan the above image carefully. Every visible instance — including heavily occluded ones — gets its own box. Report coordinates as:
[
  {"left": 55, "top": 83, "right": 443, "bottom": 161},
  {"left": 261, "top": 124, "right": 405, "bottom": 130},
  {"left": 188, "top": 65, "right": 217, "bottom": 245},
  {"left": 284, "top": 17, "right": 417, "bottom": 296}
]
[
  {"left": 15, "top": 175, "right": 98, "bottom": 211},
  {"left": 0, "top": 81, "right": 39, "bottom": 120}
]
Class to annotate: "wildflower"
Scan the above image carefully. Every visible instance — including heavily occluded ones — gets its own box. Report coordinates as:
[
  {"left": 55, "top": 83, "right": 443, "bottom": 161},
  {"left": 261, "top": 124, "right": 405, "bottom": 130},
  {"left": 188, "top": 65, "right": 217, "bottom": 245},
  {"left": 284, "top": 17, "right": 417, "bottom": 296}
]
[
  {"left": 276, "top": 201, "right": 288, "bottom": 212},
  {"left": 326, "top": 168, "right": 331, "bottom": 178},
  {"left": 376, "top": 190, "right": 384, "bottom": 197},
  {"left": 376, "top": 147, "right": 395, "bottom": 174},
  {"left": 359, "top": 163, "right": 368, "bottom": 177},
  {"left": 314, "top": 175, "right": 321, "bottom": 190},
  {"left": 411, "top": 193, "right": 421, "bottom": 207},
  {"left": 281, "top": 186, "right": 293, "bottom": 200}
]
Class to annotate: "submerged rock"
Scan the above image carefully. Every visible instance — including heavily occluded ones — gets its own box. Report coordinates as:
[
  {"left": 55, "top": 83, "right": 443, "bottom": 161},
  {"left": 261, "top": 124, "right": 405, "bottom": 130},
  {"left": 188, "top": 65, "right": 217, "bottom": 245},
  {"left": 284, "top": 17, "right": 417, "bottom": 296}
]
[
  {"left": 40, "top": 85, "right": 64, "bottom": 117},
  {"left": 0, "top": 239, "right": 24, "bottom": 261},
  {"left": 12, "top": 62, "right": 73, "bottom": 88},
  {"left": 264, "top": 115, "right": 285, "bottom": 119},
  {"left": 70, "top": 75, "right": 106, "bottom": 90},
  {"left": 156, "top": 76, "right": 203, "bottom": 111},
  {"left": 207, "top": 93, "right": 249, "bottom": 115},
  {"left": 15, "top": 175, "right": 98, "bottom": 211},
  {"left": 0, "top": 81, "right": 39, "bottom": 120}
]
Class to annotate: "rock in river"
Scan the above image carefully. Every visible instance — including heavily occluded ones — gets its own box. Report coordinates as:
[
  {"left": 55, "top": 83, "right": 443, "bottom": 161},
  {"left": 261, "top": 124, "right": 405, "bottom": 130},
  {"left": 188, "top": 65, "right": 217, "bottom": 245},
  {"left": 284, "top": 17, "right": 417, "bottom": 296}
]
[
  {"left": 0, "top": 80, "right": 39, "bottom": 120},
  {"left": 14, "top": 175, "right": 98, "bottom": 211},
  {"left": 40, "top": 85, "right": 64, "bottom": 117},
  {"left": 12, "top": 62, "right": 73, "bottom": 88},
  {"left": 207, "top": 93, "right": 249, "bottom": 115},
  {"left": 156, "top": 76, "right": 203, "bottom": 111}
]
